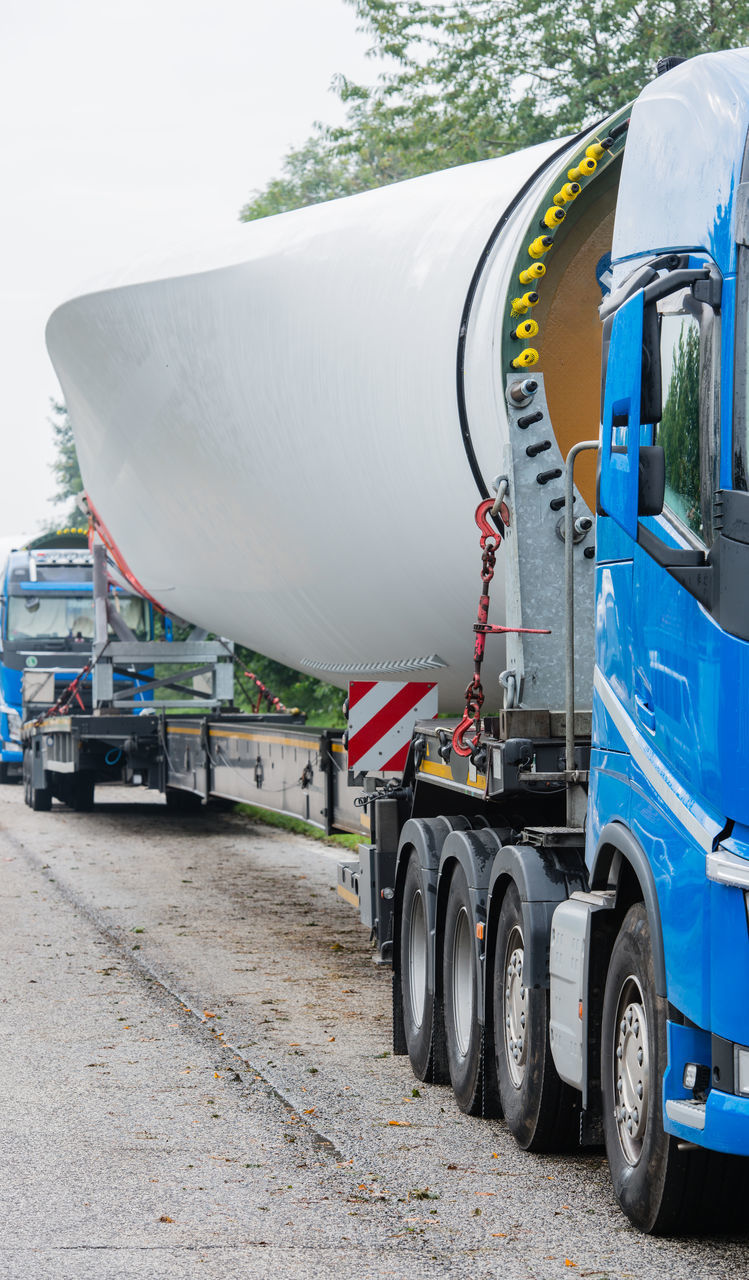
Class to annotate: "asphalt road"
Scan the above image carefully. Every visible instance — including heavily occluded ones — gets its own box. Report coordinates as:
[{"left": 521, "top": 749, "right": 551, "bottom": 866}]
[{"left": 1, "top": 784, "right": 748, "bottom": 1279}]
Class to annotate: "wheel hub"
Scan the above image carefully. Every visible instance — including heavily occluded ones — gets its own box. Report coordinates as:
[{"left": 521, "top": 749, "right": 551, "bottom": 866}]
[
  {"left": 613, "top": 977, "right": 649, "bottom": 1164},
  {"left": 504, "top": 927, "right": 527, "bottom": 1087}
]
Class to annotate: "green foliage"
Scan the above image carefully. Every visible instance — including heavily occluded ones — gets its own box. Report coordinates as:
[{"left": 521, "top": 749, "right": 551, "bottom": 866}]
[
  {"left": 234, "top": 802, "right": 361, "bottom": 849},
  {"left": 241, "top": 0, "right": 749, "bottom": 221},
  {"left": 239, "top": 135, "right": 370, "bottom": 221},
  {"left": 234, "top": 646, "right": 346, "bottom": 727},
  {"left": 48, "top": 399, "right": 84, "bottom": 523}
]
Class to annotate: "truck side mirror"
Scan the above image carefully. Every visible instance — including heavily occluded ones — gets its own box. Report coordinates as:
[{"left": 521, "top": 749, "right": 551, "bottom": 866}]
[
  {"left": 599, "top": 291, "right": 645, "bottom": 538},
  {"left": 640, "top": 301, "right": 662, "bottom": 425},
  {"left": 638, "top": 445, "right": 665, "bottom": 516}
]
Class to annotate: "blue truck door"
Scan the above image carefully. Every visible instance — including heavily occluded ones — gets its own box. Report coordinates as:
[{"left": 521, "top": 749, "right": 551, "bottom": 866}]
[{"left": 599, "top": 267, "right": 725, "bottom": 1028}]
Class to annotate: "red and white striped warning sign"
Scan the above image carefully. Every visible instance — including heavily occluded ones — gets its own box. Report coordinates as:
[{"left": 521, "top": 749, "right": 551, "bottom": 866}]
[{"left": 347, "top": 680, "right": 439, "bottom": 773}]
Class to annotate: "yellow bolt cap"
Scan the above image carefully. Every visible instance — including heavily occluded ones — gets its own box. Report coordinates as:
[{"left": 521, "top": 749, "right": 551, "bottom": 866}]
[{"left": 511, "top": 348, "right": 539, "bottom": 369}]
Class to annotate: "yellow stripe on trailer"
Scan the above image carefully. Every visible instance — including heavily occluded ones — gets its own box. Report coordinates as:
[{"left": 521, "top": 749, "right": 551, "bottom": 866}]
[
  {"left": 337, "top": 883, "right": 359, "bottom": 909},
  {"left": 420, "top": 759, "right": 487, "bottom": 793},
  {"left": 207, "top": 728, "right": 325, "bottom": 751}
]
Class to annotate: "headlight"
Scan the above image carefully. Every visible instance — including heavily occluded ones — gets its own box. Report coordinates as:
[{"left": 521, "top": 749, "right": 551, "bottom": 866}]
[{"left": 6, "top": 710, "right": 21, "bottom": 740}]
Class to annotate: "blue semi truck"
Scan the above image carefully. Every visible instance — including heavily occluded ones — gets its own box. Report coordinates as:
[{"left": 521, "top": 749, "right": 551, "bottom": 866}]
[
  {"left": 377, "top": 52, "right": 749, "bottom": 1233},
  {"left": 35, "top": 48, "right": 749, "bottom": 1233},
  {"left": 0, "top": 529, "right": 150, "bottom": 779}
]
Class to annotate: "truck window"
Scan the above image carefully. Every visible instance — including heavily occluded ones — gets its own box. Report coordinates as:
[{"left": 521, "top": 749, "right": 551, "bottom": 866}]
[
  {"left": 658, "top": 308, "right": 703, "bottom": 538},
  {"left": 6, "top": 595, "right": 149, "bottom": 642},
  {"left": 734, "top": 243, "right": 749, "bottom": 491},
  {"left": 7, "top": 597, "right": 92, "bottom": 641},
  {"left": 655, "top": 286, "right": 718, "bottom": 547}
]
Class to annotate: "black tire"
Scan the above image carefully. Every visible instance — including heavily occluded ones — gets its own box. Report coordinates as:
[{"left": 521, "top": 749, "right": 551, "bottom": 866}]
[
  {"left": 68, "top": 775, "right": 95, "bottom": 812},
  {"left": 30, "top": 777, "right": 52, "bottom": 812},
  {"left": 602, "top": 902, "right": 749, "bottom": 1234},
  {"left": 494, "top": 881, "right": 579, "bottom": 1150},
  {"left": 443, "top": 864, "right": 482, "bottom": 1113},
  {"left": 0, "top": 763, "right": 10, "bottom": 784},
  {"left": 400, "top": 851, "right": 435, "bottom": 1081},
  {"left": 165, "top": 787, "right": 203, "bottom": 813}
]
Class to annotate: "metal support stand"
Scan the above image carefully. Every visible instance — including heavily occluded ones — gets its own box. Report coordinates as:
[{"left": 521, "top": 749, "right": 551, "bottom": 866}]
[{"left": 91, "top": 543, "right": 234, "bottom": 711}]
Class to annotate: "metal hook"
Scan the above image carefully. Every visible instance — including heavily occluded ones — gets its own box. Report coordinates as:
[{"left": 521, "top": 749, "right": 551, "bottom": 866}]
[
  {"left": 451, "top": 712, "right": 476, "bottom": 758},
  {"left": 474, "top": 497, "right": 509, "bottom": 548}
]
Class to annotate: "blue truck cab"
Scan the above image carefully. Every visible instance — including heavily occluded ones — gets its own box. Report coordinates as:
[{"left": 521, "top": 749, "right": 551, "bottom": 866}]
[
  {"left": 0, "top": 528, "right": 151, "bottom": 778},
  {"left": 577, "top": 50, "right": 749, "bottom": 1225},
  {"left": 383, "top": 49, "right": 749, "bottom": 1236}
]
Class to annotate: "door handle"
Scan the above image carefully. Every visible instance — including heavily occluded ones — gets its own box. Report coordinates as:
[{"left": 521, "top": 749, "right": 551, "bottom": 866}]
[{"left": 634, "top": 693, "right": 656, "bottom": 732}]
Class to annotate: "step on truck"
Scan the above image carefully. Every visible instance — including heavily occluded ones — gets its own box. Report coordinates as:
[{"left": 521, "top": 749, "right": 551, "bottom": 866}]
[{"left": 40, "top": 50, "right": 749, "bottom": 1233}]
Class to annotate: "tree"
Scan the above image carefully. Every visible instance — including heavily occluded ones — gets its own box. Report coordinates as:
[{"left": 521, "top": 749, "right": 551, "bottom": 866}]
[
  {"left": 48, "top": 399, "right": 84, "bottom": 524},
  {"left": 234, "top": 647, "right": 346, "bottom": 726},
  {"left": 241, "top": 0, "right": 749, "bottom": 221}
]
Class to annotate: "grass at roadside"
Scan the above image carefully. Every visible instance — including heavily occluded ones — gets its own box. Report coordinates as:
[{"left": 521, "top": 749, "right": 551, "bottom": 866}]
[{"left": 233, "top": 802, "right": 361, "bottom": 850}]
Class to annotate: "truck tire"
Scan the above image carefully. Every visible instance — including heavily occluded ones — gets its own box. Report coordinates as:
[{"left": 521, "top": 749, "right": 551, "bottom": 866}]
[
  {"left": 400, "top": 851, "right": 435, "bottom": 1081},
  {"left": 165, "top": 787, "right": 203, "bottom": 813},
  {"left": 30, "top": 776, "right": 52, "bottom": 812},
  {"left": 601, "top": 902, "right": 749, "bottom": 1233},
  {"left": 494, "top": 881, "right": 578, "bottom": 1150},
  {"left": 68, "top": 775, "right": 95, "bottom": 812},
  {"left": 443, "top": 864, "right": 482, "bottom": 1114}
]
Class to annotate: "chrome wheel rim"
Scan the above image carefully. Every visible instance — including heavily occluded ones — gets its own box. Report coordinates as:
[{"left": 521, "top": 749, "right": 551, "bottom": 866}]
[
  {"left": 452, "top": 906, "right": 474, "bottom": 1058},
  {"left": 504, "top": 924, "right": 527, "bottom": 1087},
  {"left": 612, "top": 974, "right": 649, "bottom": 1165},
  {"left": 408, "top": 888, "right": 427, "bottom": 1028}
]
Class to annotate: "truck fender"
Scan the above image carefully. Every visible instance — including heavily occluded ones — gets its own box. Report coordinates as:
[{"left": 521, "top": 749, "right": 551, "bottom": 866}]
[
  {"left": 435, "top": 827, "right": 510, "bottom": 1026},
  {"left": 486, "top": 845, "right": 586, "bottom": 990},
  {"left": 589, "top": 821, "right": 667, "bottom": 997},
  {"left": 394, "top": 815, "right": 473, "bottom": 978}
]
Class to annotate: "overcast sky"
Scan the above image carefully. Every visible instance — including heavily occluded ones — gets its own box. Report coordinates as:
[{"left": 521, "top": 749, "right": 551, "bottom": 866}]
[{"left": 1, "top": 0, "right": 375, "bottom": 541}]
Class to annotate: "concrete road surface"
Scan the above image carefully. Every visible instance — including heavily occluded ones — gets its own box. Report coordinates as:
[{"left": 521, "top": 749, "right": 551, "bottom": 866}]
[{"left": 1, "top": 785, "right": 747, "bottom": 1279}]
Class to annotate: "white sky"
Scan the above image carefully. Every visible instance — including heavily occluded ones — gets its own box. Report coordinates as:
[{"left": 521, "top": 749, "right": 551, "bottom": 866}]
[{"left": 1, "top": 0, "right": 376, "bottom": 540}]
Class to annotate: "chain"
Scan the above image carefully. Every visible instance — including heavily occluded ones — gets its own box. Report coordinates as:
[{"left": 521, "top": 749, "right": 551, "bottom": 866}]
[
  {"left": 452, "top": 500, "right": 503, "bottom": 764},
  {"left": 451, "top": 496, "right": 550, "bottom": 765}
]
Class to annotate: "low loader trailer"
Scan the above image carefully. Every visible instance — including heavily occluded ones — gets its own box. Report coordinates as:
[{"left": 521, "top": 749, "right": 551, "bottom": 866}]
[{"left": 21, "top": 545, "right": 359, "bottom": 831}]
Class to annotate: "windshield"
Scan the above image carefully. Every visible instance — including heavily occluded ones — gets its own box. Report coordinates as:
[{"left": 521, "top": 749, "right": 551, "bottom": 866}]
[{"left": 6, "top": 595, "right": 149, "bottom": 643}]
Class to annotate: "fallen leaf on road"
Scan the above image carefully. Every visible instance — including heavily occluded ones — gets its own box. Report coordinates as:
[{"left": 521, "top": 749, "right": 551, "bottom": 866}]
[
  {"left": 388, "top": 1120, "right": 411, "bottom": 1127},
  {"left": 158, "top": 1215, "right": 174, "bottom": 1223}
]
